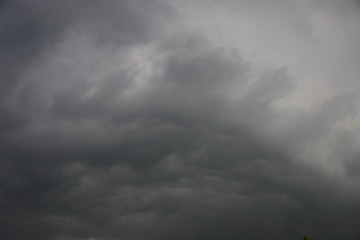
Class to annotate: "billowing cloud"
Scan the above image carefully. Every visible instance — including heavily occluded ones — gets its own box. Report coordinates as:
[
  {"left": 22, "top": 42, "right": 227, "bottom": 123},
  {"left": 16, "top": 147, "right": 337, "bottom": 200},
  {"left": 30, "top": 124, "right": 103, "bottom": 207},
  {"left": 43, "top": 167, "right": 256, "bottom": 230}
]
[{"left": 1, "top": 1, "right": 360, "bottom": 240}]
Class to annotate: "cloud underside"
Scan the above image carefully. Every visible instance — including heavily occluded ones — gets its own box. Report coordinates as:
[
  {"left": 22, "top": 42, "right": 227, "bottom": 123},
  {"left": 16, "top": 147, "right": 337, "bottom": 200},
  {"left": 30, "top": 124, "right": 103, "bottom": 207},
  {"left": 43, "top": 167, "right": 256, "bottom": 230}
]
[{"left": 1, "top": 1, "right": 360, "bottom": 240}]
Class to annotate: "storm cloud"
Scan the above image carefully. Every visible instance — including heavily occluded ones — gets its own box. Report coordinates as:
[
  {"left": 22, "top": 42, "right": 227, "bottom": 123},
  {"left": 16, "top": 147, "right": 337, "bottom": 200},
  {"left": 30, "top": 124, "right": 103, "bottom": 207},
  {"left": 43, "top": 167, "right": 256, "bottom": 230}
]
[{"left": 1, "top": 1, "right": 360, "bottom": 240}]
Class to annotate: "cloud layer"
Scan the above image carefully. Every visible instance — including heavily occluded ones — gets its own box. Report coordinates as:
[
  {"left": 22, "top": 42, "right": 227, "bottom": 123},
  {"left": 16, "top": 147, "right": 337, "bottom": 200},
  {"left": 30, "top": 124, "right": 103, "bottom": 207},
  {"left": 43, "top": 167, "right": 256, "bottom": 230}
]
[{"left": 1, "top": 1, "right": 360, "bottom": 240}]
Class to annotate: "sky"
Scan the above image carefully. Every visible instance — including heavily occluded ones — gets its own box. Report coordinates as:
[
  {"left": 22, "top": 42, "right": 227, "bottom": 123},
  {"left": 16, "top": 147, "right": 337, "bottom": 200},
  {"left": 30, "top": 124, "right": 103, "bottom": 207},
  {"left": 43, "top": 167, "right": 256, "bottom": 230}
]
[{"left": 1, "top": 0, "right": 360, "bottom": 239}]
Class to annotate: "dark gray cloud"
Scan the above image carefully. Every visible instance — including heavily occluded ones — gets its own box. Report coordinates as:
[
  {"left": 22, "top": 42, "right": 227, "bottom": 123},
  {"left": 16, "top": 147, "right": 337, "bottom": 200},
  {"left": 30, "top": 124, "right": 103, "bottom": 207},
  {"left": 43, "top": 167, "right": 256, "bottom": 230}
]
[{"left": 1, "top": 1, "right": 360, "bottom": 240}]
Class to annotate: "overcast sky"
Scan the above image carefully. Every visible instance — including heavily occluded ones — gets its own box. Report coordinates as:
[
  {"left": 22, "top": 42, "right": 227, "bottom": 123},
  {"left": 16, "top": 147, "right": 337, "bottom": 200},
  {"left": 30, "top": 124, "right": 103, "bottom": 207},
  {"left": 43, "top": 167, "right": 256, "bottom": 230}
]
[{"left": 1, "top": 1, "right": 360, "bottom": 240}]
